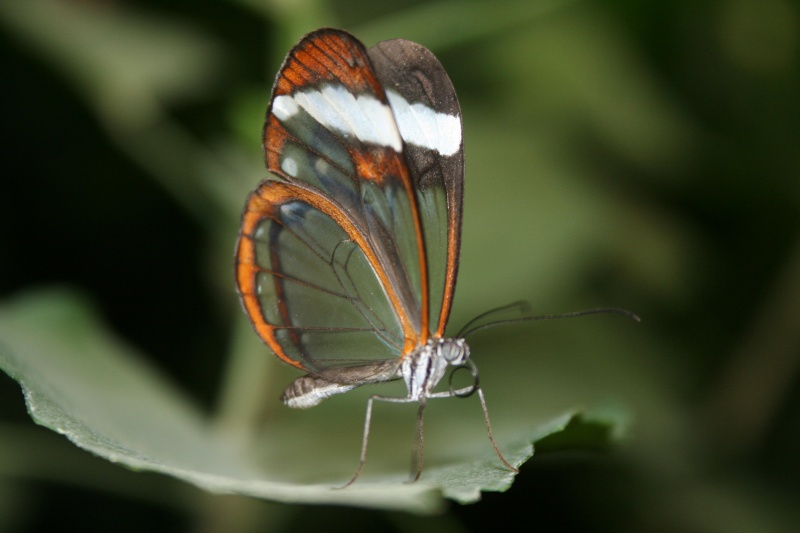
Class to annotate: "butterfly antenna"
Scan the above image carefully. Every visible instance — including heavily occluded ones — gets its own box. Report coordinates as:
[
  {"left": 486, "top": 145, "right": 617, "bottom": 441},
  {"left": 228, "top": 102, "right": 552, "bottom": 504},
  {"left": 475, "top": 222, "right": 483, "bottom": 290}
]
[
  {"left": 456, "top": 301, "right": 533, "bottom": 338},
  {"left": 459, "top": 306, "right": 640, "bottom": 339}
]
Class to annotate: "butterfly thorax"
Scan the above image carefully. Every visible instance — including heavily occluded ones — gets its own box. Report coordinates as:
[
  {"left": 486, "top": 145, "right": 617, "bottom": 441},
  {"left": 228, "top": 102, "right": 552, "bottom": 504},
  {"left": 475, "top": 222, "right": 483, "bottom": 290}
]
[{"left": 401, "top": 337, "right": 469, "bottom": 402}]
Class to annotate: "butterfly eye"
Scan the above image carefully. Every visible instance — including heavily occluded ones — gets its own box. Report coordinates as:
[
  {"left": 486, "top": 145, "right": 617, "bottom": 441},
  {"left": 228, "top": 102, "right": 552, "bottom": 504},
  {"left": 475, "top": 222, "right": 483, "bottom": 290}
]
[{"left": 440, "top": 338, "right": 469, "bottom": 364}]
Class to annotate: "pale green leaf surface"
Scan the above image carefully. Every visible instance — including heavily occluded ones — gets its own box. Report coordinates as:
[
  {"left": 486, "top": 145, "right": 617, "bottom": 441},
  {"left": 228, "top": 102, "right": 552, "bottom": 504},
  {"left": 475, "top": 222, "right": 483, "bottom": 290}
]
[{"left": 0, "top": 288, "right": 622, "bottom": 513}]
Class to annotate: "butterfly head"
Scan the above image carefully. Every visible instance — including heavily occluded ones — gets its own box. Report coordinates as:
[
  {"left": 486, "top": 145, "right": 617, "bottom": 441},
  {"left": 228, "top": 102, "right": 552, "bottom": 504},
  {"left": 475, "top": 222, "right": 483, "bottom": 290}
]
[{"left": 400, "top": 337, "right": 471, "bottom": 402}]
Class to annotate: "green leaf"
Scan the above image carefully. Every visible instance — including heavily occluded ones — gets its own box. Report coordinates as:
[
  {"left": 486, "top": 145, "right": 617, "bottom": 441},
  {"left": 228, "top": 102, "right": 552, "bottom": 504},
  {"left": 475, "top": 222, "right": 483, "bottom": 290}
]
[{"left": 0, "top": 288, "right": 623, "bottom": 513}]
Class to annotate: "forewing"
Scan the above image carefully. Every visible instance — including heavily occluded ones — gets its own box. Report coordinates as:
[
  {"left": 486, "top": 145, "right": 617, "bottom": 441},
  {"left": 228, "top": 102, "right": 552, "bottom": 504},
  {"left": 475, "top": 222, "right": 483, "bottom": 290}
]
[
  {"left": 237, "top": 29, "right": 433, "bottom": 374},
  {"left": 368, "top": 38, "right": 465, "bottom": 337}
]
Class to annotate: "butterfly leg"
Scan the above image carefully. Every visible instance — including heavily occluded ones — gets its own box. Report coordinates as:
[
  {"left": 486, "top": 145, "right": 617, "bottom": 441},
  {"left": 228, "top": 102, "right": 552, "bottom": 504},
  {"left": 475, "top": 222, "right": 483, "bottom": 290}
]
[
  {"left": 409, "top": 400, "right": 427, "bottom": 482},
  {"left": 427, "top": 385, "right": 519, "bottom": 474},
  {"left": 339, "top": 393, "right": 416, "bottom": 488},
  {"left": 476, "top": 387, "right": 519, "bottom": 473}
]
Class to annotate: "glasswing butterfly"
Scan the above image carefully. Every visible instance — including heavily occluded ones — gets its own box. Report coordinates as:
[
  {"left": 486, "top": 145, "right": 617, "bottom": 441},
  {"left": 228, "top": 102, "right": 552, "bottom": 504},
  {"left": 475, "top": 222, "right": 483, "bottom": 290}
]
[{"left": 235, "top": 28, "right": 519, "bottom": 486}]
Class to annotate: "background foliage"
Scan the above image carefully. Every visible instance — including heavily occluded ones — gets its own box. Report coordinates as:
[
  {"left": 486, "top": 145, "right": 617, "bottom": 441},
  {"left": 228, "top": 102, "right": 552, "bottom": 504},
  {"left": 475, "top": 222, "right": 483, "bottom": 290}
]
[{"left": 1, "top": 0, "right": 799, "bottom": 531}]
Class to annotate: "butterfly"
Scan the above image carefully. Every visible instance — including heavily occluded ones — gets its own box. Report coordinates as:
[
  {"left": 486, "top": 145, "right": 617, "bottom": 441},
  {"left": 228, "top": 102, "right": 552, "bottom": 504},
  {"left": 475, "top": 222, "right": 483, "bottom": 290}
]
[{"left": 235, "top": 28, "right": 518, "bottom": 486}]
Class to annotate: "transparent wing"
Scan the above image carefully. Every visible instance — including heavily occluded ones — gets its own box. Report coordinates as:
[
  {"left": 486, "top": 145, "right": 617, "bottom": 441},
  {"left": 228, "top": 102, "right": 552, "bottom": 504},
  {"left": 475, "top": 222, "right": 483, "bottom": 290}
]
[
  {"left": 368, "top": 38, "right": 465, "bottom": 337},
  {"left": 236, "top": 180, "right": 408, "bottom": 372},
  {"left": 236, "top": 29, "right": 433, "bottom": 373}
]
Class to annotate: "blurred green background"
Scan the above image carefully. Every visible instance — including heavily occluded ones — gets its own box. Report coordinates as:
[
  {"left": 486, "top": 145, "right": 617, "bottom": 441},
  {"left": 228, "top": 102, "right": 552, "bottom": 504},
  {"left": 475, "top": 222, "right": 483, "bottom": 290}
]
[{"left": 1, "top": 0, "right": 799, "bottom": 531}]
